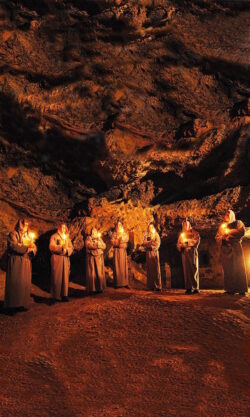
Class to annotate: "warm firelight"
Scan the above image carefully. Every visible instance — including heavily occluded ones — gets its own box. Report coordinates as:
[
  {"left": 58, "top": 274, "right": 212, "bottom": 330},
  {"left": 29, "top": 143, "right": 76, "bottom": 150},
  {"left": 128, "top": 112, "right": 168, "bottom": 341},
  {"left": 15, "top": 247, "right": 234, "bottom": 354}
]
[
  {"left": 97, "top": 231, "right": 102, "bottom": 238},
  {"left": 118, "top": 226, "right": 124, "bottom": 237},
  {"left": 61, "top": 232, "right": 67, "bottom": 245},
  {"left": 221, "top": 223, "right": 229, "bottom": 235},
  {"left": 28, "top": 231, "right": 37, "bottom": 242},
  {"left": 22, "top": 231, "right": 37, "bottom": 245}
]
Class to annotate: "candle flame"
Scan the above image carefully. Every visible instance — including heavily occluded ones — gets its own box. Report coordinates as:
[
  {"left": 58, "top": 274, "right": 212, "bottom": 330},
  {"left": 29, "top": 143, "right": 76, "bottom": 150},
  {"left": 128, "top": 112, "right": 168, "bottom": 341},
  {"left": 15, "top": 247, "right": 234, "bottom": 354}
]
[
  {"left": 97, "top": 231, "right": 101, "bottom": 238},
  {"left": 28, "top": 231, "right": 36, "bottom": 241},
  {"left": 221, "top": 223, "right": 229, "bottom": 234}
]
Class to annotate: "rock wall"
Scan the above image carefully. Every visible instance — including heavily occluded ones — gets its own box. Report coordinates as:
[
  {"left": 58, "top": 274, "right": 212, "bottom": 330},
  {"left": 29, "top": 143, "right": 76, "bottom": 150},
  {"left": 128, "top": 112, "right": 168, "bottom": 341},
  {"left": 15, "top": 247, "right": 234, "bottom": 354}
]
[{"left": 0, "top": 0, "right": 249, "bottom": 287}]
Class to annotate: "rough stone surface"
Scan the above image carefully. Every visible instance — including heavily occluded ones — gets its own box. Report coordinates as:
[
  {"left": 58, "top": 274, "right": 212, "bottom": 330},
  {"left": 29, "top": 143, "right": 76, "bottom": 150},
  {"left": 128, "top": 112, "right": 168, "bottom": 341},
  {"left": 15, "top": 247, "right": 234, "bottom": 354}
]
[{"left": 0, "top": 1, "right": 249, "bottom": 280}]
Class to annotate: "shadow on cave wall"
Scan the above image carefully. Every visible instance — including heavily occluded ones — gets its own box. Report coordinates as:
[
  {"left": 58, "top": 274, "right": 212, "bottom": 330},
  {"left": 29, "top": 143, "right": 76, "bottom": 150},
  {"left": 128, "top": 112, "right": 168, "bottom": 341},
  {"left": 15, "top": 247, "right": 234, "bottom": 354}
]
[
  {"left": 150, "top": 33, "right": 249, "bottom": 139},
  {"left": 0, "top": 89, "right": 108, "bottom": 193},
  {"left": 162, "top": 37, "right": 250, "bottom": 82},
  {"left": 144, "top": 128, "right": 245, "bottom": 206},
  {"left": 32, "top": 229, "right": 88, "bottom": 294},
  {"left": 0, "top": 63, "right": 86, "bottom": 90}
]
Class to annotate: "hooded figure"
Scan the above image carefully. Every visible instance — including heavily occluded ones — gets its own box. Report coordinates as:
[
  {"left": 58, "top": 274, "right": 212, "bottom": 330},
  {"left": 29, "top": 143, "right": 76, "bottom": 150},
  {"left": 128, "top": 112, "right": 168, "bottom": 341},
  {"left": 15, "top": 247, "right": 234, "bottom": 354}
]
[
  {"left": 143, "top": 223, "right": 162, "bottom": 291},
  {"left": 49, "top": 224, "right": 73, "bottom": 302},
  {"left": 216, "top": 210, "right": 248, "bottom": 295},
  {"left": 85, "top": 227, "right": 106, "bottom": 293},
  {"left": 4, "top": 219, "right": 37, "bottom": 311},
  {"left": 177, "top": 219, "right": 200, "bottom": 294},
  {"left": 111, "top": 221, "right": 129, "bottom": 288}
]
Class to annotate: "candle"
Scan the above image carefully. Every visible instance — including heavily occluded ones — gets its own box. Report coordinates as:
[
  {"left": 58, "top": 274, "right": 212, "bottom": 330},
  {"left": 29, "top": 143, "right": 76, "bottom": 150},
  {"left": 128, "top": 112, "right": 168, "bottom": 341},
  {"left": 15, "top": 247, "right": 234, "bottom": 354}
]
[
  {"left": 22, "top": 231, "right": 37, "bottom": 245},
  {"left": 181, "top": 232, "right": 188, "bottom": 245},
  {"left": 118, "top": 226, "right": 124, "bottom": 239},
  {"left": 28, "top": 231, "right": 36, "bottom": 242},
  {"left": 22, "top": 234, "right": 29, "bottom": 245},
  {"left": 221, "top": 223, "right": 229, "bottom": 235},
  {"left": 61, "top": 233, "right": 67, "bottom": 245}
]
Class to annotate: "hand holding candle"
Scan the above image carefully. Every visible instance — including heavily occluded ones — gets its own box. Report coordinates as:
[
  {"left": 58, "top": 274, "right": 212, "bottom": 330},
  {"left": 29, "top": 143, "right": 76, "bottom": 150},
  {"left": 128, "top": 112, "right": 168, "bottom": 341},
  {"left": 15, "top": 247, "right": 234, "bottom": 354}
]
[
  {"left": 96, "top": 231, "right": 102, "bottom": 247},
  {"left": 221, "top": 223, "right": 229, "bottom": 238},
  {"left": 61, "top": 232, "right": 69, "bottom": 255},
  {"left": 23, "top": 230, "right": 37, "bottom": 246},
  {"left": 118, "top": 226, "right": 124, "bottom": 241},
  {"left": 25, "top": 230, "right": 37, "bottom": 254},
  {"left": 181, "top": 232, "right": 188, "bottom": 246},
  {"left": 28, "top": 231, "right": 37, "bottom": 243},
  {"left": 61, "top": 232, "right": 67, "bottom": 246}
]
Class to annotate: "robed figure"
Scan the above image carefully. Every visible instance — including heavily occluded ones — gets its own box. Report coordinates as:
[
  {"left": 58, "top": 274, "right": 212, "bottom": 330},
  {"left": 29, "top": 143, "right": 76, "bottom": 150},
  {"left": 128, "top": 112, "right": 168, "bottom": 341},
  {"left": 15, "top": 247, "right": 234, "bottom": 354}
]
[
  {"left": 216, "top": 210, "right": 248, "bottom": 295},
  {"left": 85, "top": 227, "right": 106, "bottom": 293},
  {"left": 4, "top": 219, "right": 37, "bottom": 311},
  {"left": 142, "top": 223, "right": 162, "bottom": 291},
  {"left": 111, "top": 221, "right": 129, "bottom": 288},
  {"left": 177, "top": 219, "right": 200, "bottom": 294},
  {"left": 49, "top": 224, "right": 73, "bottom": 302}
]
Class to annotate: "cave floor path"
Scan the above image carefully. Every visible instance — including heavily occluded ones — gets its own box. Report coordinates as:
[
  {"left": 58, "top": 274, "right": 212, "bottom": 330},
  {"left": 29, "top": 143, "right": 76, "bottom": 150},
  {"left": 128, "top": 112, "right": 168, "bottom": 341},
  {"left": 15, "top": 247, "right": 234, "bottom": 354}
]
[{"left": 0, "top": 285, "right": 249, "bottom": 417}]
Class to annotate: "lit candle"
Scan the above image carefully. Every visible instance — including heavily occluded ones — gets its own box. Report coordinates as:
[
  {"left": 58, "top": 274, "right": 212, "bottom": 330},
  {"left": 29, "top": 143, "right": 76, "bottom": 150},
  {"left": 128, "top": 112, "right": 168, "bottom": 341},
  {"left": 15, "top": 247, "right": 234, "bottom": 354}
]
[
  {"left": 28, "top": 231, "right": 36, "bottom": 242},
  {"left": 151, "top": 228, "right": 156, "bottom": 239},
  {"left": 61, "top": 233, "right": 67, "bottom": 245},
  {"left": 22, "top": 234, "right": 29, "bottom": 245},
  {"left": 181, "top": 232, "right": 188, "bottom": 245},
  {"left": 97, "top": 231, "right": 101, "bottom": 238},
  {"left": 221, "top": 223, "right": 228, "bottom": 235},
  {"left": 118, "top": 226, "right": 124, "bottom": 239}
]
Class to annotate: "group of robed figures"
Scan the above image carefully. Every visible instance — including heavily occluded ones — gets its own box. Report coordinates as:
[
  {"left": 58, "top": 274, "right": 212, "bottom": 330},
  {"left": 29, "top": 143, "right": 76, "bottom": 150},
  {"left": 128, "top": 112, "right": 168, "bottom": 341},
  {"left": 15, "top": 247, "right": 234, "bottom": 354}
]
[{"left": 3, "top": 209, "right": 248, "bottom": 314}]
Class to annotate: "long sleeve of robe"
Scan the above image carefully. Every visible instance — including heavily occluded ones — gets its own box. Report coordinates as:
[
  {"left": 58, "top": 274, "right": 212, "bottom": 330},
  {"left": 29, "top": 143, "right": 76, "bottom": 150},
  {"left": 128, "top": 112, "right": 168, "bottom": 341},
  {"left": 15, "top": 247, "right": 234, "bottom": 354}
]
[
  {"left": 49, "top": 233, "right": 73, "bottom": 299},
  {"left": 111, "top": 232, "right": 129, "bottom": 288},
  {"left": 143, "top": 232, "right": 162, "bottom": 290},
  {"left": 177, "top": 229, "right": 200, "bottom": 291},
  {"left": 4, "top": 231, "right": 32, "bottom": 309},
  {"left": 85, "top": 236, "right": 106, "bottom": 292},
  {"left": 216, "top": 220, "right": 248, "bottom": 294}
]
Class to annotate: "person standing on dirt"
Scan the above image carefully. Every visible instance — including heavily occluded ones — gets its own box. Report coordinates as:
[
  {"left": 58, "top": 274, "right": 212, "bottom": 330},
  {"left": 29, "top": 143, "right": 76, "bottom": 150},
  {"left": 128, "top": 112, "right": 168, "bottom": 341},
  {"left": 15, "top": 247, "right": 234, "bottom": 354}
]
[
  {"left": 49, "top": 223, "right": 73, "bottom": 303},
  {"left": 85, "top": 227, "right": 106, "bottom": 294},
  {"left": 4, "top": 218, "right": 37, "bottom": 314},
  {"left": 177, "top": 219, "right": 200, "bottom": 294},
  {"left": 111, "top": 220, "right": 130, "bottom": 288},
  {"left": 216, "top": 209, "right": 248, "bottom": 295},
  {"left": 143, "top": 223, "right": 162, "bottom": 291}
]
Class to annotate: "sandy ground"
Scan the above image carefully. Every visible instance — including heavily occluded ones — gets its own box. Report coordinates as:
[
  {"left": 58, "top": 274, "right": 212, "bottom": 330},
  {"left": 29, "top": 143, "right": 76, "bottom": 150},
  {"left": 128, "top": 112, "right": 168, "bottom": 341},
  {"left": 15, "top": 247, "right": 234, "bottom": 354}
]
[{"left": 0, "top": 281, "right": 249, "bottom": 417}]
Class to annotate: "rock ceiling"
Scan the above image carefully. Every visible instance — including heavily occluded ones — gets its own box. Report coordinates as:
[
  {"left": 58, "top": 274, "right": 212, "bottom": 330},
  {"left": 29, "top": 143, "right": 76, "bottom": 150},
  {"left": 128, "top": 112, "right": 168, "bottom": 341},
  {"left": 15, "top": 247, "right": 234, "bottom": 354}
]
[{"left": 0, "top": 0, "right": 249, "bottom": 254}]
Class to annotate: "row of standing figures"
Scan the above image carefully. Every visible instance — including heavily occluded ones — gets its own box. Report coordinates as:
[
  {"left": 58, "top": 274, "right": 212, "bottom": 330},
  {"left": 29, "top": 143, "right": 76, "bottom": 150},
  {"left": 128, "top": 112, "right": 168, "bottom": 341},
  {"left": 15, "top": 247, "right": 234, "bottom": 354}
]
[{"left": 3, "top": 209, "right": 248, "bottom": 314}]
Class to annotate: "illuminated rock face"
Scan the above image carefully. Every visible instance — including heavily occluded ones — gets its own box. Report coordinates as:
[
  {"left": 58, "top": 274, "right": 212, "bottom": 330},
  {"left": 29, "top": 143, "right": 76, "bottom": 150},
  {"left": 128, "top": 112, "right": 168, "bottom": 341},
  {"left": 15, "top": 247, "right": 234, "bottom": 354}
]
[{"left": 0, "top": 1, "right": 249, "bottom": 285}]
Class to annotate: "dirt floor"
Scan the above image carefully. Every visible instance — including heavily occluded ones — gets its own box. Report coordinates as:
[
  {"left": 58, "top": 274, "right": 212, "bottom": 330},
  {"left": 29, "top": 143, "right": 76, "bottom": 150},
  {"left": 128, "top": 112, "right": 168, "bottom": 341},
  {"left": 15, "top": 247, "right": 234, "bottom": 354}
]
[{"left": 0, "top": 282, "right": 249, "bottom": 417}]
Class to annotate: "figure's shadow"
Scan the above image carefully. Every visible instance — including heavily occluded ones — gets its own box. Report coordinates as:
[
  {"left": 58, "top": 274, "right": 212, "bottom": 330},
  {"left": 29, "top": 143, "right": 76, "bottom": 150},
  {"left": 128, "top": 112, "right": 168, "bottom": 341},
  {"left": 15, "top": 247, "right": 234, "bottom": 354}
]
[
  {"left": 32, "top": 229, "right": 56, "bottom": 294},
  {"left": 31, "top": 294, "right": 51, "bottom": 305}
]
